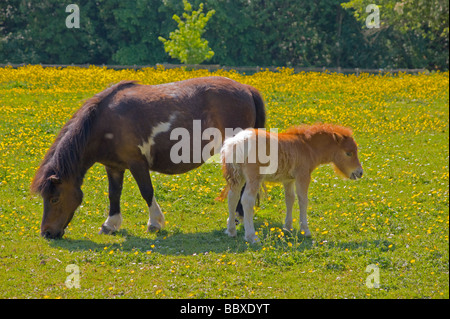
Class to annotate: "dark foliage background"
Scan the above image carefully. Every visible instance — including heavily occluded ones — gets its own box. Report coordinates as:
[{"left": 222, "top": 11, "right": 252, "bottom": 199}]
[{"left": 1, "top": 0, "right": 448, "bottom": 69}]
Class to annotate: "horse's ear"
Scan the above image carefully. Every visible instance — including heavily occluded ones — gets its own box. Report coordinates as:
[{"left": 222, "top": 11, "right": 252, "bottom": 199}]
[
  {"left": 49, "top": 175, "right": 61, "bottom": 185},
  {"left": 333, "top": 133, "right": 344, "bottom": 144}
]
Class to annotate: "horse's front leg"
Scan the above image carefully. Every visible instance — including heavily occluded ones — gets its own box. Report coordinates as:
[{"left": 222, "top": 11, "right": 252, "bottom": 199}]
[
  {"left": 295, "top": 174, "right": 312, "bottom": 238},
  {"left": 129, "top": 161, "right": 165, "bottom": 232},
  {"left": 99, "top": 166, "right": 125, "bottom": 234},
  {"left": 283, "top": 180, "right": 295, "bottom": 231}
]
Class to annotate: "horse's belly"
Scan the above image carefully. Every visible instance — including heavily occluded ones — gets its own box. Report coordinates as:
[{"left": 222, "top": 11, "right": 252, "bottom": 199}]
[
  {"left": 151, "top": 161, "right": 203, "bottom": 175},
  {"left": 263, "top": 174, "right": 294, "bottom": 183}
]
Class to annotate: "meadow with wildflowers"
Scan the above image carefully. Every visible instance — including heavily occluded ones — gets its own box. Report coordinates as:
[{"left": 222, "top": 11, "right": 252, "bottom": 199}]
[{"left": 0, "top": 65, "right": 448, "bottom": 299}]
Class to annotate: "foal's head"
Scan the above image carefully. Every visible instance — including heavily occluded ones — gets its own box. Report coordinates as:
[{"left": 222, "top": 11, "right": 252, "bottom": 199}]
[
  {"left": 330, "top": 131, "right": 363, "bottom": 180},
  {"left": 286, "top": 124, "right": 363, "bottom": 180}
]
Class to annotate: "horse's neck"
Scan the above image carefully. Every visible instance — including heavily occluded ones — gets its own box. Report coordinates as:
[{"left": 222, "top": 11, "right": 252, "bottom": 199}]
[
  {"left": 67, "top": 137, "right": 98, "bottom": 188},
  {"left": 79, "top": 142, "right": 99, "bottom": 180}
]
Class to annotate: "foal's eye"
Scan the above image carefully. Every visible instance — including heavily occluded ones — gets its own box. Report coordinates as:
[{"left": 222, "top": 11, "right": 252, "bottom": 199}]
[
  {"left": 346, "top": 152, "right": 353, "bottom": 157},
  {"left": 50, "top": 197, "right": 59, "bottom": 204}
]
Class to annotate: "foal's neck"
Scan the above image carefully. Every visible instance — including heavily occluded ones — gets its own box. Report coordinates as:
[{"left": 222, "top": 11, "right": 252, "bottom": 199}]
[{"left": 304, "top": 133, "right": 338, "bottom": 166}]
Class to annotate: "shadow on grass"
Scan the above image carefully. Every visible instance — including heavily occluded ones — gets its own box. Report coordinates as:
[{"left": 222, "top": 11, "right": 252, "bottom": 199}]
[
  {"left": 47, "top": 228, "right": 251, "bottom": 255},
  {"left": 47, "top": 221, "right": 395, "bottom": 257}
]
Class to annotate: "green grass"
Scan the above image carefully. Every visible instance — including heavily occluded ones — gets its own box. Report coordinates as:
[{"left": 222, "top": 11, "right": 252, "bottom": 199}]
[{"left": 0, "top": 68, "right": 448, "bottom": 299}]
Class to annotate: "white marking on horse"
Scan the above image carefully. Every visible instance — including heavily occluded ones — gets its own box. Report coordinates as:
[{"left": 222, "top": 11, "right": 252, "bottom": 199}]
[
  {"left": 102, "top": 214, "right": 122, "bottom": 232},
  {"left": 147, "top": 196, "right": 165, "bottom": 231},
  {"left": 138, "top": 114, "right": 177, "bottom": 166}
]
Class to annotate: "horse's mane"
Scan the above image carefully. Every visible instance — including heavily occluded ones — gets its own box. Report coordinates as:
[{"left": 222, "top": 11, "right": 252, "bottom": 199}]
[
  {"left": 31, "top": 80, "right": 137, "bottom": 196},
  {"left": 284, "top": 123, "right": 353, "bottom": 139}
]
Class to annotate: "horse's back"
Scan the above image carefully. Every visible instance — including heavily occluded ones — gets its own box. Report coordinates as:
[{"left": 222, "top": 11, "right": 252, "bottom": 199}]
[{"left": 98, "top": 77, "right": 263, "bottom": 174}]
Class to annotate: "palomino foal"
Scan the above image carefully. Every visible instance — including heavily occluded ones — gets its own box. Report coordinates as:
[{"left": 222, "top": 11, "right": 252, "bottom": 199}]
[{"left": 221, "top": 124, "right": 363, "bottom": 243}]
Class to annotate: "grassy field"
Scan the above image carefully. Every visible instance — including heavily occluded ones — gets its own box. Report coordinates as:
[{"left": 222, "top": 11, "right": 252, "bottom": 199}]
[{"left": 0, "top": 66, "right": 448, "bottom": 299}]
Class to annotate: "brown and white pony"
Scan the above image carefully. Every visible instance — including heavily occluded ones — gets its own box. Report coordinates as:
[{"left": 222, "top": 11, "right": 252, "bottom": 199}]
[
  {"left": 31, "top": 77, "right": 265, "bottom": 239},
  {"left": 221, "top": 124, "right": 363, "bottom": 243}
]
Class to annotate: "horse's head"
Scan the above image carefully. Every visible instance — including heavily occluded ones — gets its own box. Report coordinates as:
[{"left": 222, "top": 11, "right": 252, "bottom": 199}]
[
  {"left": 332, "top": 134, "right": 363, "bottom": 180},
  {"left": 39, "top": 175, "right": 83, "bottom": 239}
]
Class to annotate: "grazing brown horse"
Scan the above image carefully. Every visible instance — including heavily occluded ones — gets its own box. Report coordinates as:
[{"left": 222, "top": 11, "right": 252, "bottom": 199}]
[
  {"left": 221, "top": 124, "right": 363, "bottom": 243},
  {"left": 31, "top": 77, "right": 265, "bottom": 239}
]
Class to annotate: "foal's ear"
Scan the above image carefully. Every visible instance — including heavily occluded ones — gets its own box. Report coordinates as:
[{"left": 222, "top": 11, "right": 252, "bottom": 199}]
[
  {"left": 333, "top": 133, "right": 344, "bottom": 144},
  {"left": 49, "top": 175, "right": 62, "bottom": 185}
]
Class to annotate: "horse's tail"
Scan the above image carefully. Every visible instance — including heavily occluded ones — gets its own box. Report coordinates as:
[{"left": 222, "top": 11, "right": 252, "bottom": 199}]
[
  {"left": 250, "top": 87, "right": 266, "bottom": 129},
  {"left": 220, "top": 130, "right": 254, "bottom": 190}
]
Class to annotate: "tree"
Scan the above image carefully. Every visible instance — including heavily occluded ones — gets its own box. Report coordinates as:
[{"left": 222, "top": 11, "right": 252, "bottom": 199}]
[
  {"left": 341, "top": 0, "right": 449, "bottom": 69},
  {"left": 158, "top": 0, "right": 215, "bottom": 65},
  {"left": 342, "top": 0, "right": 448, "bottom": 39}
]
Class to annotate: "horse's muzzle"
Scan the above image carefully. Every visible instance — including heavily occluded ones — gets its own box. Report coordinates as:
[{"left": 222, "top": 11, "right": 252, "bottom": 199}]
[
  {"left": 41, "top": 229, "right": 64, "bottom": 239},
  {"left": 350, "top": 168, "right": 363, "bottom": 180}
]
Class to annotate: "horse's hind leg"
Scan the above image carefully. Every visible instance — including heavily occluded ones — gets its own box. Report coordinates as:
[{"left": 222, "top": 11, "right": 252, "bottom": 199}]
[
  {"left": 129, "top": 161, "right": 165, "bottom": 232},
  {"left": 235, "top": 185, "right": 245, "bottom": 224},
  {"left": 241, "top": 179, "right": 262, "bottom": 243},
  {"left": 99, "top": 166, "right": 125, "bottom": 235},
  {"left": 226, "top": 180, "right": 245, "bottom": 238}
]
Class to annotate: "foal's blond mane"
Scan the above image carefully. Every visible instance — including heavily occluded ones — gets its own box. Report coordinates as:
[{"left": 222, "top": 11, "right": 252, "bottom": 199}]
[{"left": 283, "top": 123, "right": 353, "bottom": 139}]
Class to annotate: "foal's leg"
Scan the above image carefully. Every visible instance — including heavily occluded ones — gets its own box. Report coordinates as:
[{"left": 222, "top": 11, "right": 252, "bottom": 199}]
[
  {"left": 241, "top": 180, "right": 261, "bottom": 243},
  {"left": 283, "top": 180, "right": 295, "bottom": 231},
  {"left": 226, "top": 180, "right": 245, "bottom": 238},
  {"left": 99, "top": 166, "right": 125, "bottom": 234},
  {"left": 295, "top": 175, "right": 311, "bottom": 237},
  {"left": 129, "top": 161, "right": 165, "bottom": 232},
  {"left": 235, "top": 184, "right": 246, "bottom": 224}
]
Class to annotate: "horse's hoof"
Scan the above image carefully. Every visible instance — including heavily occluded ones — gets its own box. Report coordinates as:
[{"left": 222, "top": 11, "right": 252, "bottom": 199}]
[
  {"left": 99, "top": 224, "right": 114, "bottom": 235},
  {"left": 147, "top": 225, "right": 161, "bottom": 233}
]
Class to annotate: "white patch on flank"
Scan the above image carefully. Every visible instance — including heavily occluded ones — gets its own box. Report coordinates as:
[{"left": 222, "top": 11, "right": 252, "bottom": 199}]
[
  {"left": 105, "top": 133, "right": 114, "bottom": 139},
  {"left": 221, "top": 129, "right": 255, "bottom": 164},
  {"left": 138, "top": 114, "right": 177, "bottom": 166}
]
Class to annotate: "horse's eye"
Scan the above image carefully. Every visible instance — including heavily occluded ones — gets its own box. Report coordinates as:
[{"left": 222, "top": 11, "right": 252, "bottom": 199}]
[
  {"left": 346, "top": 152, "right": 353, "bottom": 157},
  {"left": 50, "top": 197, "right": 59, "bottom": 204}
]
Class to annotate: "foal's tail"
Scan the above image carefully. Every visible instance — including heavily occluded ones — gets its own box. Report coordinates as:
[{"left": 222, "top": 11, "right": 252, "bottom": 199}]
[
  {"left": 250, "top": 87, "right": 266, "bottom": 129},
  {"left": 220, "top": 130, "right": 252, "bottom": 190}
]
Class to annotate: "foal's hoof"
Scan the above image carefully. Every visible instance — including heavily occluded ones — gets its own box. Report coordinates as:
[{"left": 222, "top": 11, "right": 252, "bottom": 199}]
[
  {"left": 99, "top": 224, "right": 115, "bottom": 235},
  {"left": 245, "top": 235, "right": 259, "bottom": 244},
  {"left": 225, "top": 228, "right": 237, "bottom": 237},
  {"left": 301, "top": 229, "right": 312, "bottom": 238},
  {"left": 147, "top": 225, "right": 161, "bottom": 233}
]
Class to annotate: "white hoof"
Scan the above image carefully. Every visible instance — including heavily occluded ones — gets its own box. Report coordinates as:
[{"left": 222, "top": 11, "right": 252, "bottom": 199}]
[
  {"left": 225, "top": 228, "right": 237, "bottom": 237},
  {"left": 99, "top": 214, "right": 122, "bottom": 234},
  {"left": 147, "top": 224, "right": 161, "bottom": 233}
]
